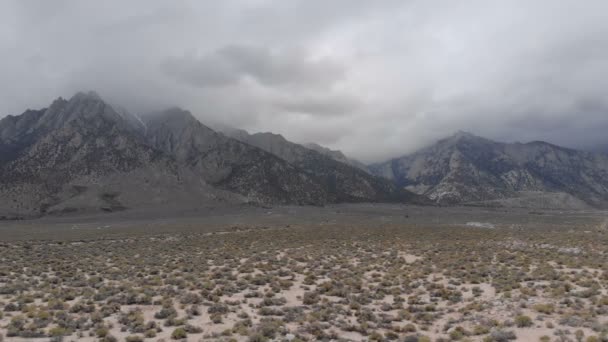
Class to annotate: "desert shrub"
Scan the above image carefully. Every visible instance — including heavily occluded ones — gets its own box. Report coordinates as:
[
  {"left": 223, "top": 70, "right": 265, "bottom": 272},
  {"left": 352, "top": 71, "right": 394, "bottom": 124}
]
[
  {"left": 96, "top": 327, "right": 109, "bottom": 338},
  {"left": 210, "top": 312, "right": 223, "bottom": 324},
  {"left": 48, "top": 326, "right": 69, "bottom": 337},
  {"left": 385, "top": 330, "right": 399, "bottom": 340},
  {"left": 368, "top": 331, "right": 384, "bottom": 340},
  {"left": 247, "top": 333, "right": 268, "bottom": 342},
  {"left": 164, "top": 316, "right": 187, "bottom": 327},
  {"left": 144, "top": 329, "right": 157, "bottom": 338},
  {"left": 486, "top": 329, "right": 517, "bottom": 341},
  {"left": 515, "top": 315, "right": 533, "bottom": 328},
  {"left": 100, "top": 335, "right": 118, "bottom": 342},
  {"left": 184, "top": 324, "right": 203, "bottom": 333},
  {"left": 179, "top": 292, "right": 201, "bottom": 304},
  {"left": 302, "top": 292, "right": 319, "bottom": 305},
  {"left": 208, "top": 303, "right": 229, "bottom": 314},
  {"left": 575, "top": 329, "right": 585, "bottom": 342},
  {"left": 171, "top": 327, "right": 187, "bottom": 340},
  {"left": 154, "top": 306, "right": 177, "bottom": 319},
  {"left": 473, "top": 324, "right": 491, "bottom": 335},
  {"left": 449, "top": 326, "right": 470, "bottom": 340},
  {"left": 403, "top": 323, "right": 417, "bottom": 333},
  {"left": 256, "top": 319, "right": 283, "bottom": 339},
  {"left": 533, "top": 303, "right": 555, "bottom": 314},
  {"left": 403, "top": 335, "right": 431, "bottom": 342},
  {"left": 186, "top": 305, "right": 201, "bottom": 316}
]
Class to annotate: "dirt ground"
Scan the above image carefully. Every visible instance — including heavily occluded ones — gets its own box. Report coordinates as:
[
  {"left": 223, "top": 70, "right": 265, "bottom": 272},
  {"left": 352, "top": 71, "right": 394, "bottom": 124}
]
[{"left": 0, "top": 204, "right": 607, "bottom": 341}]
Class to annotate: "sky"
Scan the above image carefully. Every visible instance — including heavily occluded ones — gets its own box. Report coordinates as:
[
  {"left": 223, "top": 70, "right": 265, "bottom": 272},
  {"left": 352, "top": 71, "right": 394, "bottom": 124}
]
[{"left": 1, "top": 0, "right": 608, "bottom": 163}]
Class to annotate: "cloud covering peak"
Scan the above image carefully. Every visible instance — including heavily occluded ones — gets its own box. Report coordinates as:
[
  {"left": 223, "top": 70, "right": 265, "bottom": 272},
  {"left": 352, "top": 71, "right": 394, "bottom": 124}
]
[{"left": 2, "top": 0, "right": 608, "bottom": 162}]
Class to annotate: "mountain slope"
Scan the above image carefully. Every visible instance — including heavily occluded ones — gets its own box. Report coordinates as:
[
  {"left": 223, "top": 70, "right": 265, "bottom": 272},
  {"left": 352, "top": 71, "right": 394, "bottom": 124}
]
[
  {"left": 221, "top": 129, "right": 422, "bottom": 203},
  {"left": 144, "top": 110, "right": 422, "bottom": 204},
  {"left": 0, "top": 93, "right": 239, "bottom": 217},
  {"left": 369, "top": 132, "right": 608, "bottom": 207},
  {"left": 0, "top": 92, "right": 427, "bottom": 218},
  {"left": 143, "top": 109, "right": 329, "bottom": 205},
  {"left": 304, "top": 142, "right": 369, "bottom": 172}
]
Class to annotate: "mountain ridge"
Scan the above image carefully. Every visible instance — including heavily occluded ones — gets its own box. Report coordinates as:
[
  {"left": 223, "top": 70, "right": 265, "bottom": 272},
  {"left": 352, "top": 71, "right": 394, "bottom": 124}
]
[
  {"left": 0, "top": 92, "right": 425, "bottom": 218},
  {"left": 369, "top": 131, "right": 608, "bottom": 208},
  {"left": 220, "top": 127, "right": 416, "bottom": 203}
]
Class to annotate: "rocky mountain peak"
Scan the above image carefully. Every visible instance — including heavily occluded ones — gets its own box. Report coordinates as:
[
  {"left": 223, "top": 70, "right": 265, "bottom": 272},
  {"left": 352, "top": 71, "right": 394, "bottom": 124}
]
[
  {"left": 34, "top": 91, "right": 127, "bottom": 132},
  {"left": 440, "top": 131, "right": 491, "bottom": 147}
]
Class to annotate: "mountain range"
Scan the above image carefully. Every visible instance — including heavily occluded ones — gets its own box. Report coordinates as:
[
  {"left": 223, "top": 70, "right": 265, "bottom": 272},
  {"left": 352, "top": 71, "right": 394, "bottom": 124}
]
[
  {"left": 369, "top": 131, "right": 608, "bottom": 209},
  {"left": 219, "top": 127, "right": 608, "bottom": 209},
  {"left": 3, "top": 91, "right": 608, "bottom": 218},
  {"left": 0, "top": 92, "right": 422, "bottom": 218}
]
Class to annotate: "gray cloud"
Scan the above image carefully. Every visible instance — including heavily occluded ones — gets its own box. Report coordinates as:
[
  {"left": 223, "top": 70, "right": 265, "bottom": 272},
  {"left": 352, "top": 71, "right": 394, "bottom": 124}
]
[
  {"left": 273, "top": 93, "right": 360, "bottom": 116},
  {"left": 162, "top": 45, "right": 345, "bottom": 88},
  {"left": 2, "top": 0, "right": 608, "bottom": 163},
  {"left": 161, "top": 52, "right": 241, "bottom": 88}
]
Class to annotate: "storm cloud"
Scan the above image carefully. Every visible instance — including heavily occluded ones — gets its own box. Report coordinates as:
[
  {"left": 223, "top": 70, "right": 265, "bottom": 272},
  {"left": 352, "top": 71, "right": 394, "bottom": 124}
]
[
  {"left": 162, "top": 45, "right": 346, "bottom": 88},
  {"left": 1, "top": 0, "right": 608, "bottom": 162}
]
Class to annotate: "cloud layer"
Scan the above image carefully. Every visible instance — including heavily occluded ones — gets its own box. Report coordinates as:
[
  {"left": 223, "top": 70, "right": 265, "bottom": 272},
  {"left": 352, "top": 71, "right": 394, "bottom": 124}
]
[{"left": 1, "top": 0, "right": 608, "bottom": 162}]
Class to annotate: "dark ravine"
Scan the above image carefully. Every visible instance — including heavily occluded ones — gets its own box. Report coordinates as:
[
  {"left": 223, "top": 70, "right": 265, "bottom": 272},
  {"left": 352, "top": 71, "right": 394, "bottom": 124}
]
[
  {"left": 369, "top": 131, "right": 608, "bottom": 208},
  {"left": 0, "top": 92, "right": 424, "bottom": 217}
]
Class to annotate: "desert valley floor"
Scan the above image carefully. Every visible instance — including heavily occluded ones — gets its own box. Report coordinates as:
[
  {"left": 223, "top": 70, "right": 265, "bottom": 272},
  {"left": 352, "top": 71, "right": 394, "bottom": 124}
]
[{"left": 0, "top": 204, "right": 607, "bottom": 342}]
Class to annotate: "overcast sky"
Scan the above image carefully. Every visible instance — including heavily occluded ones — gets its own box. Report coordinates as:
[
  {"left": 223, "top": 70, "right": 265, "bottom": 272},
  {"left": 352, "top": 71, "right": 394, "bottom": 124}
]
[{"left": 2, "top": 1, "right": 608, "bottom": 162}]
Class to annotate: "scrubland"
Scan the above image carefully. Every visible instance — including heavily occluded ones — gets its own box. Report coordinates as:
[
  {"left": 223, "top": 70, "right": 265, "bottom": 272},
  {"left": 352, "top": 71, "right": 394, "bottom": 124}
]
[{"left": 0, "top": 205, "right": 607, "bottom": 341}]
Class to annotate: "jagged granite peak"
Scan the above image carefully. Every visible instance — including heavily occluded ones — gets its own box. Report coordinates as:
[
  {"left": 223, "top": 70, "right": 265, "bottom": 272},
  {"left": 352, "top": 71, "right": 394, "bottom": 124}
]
[
  {"left": 0, "top": 92, "right": 146, "bottom": 165},
  {"left": 370, "top": 132, "right": 608, "bottom": 208},
  {"left": 36, "top": 92, "right": 115, "bottom": 129}
]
